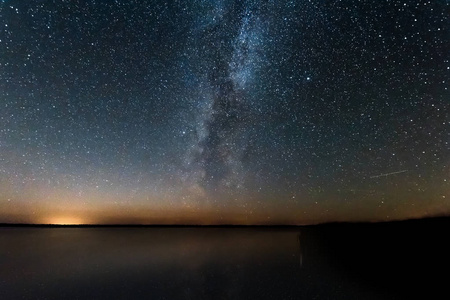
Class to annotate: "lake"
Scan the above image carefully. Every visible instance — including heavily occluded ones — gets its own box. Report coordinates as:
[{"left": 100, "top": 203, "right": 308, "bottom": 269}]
[{"left": 0, "top": 219, "right": 447, "bottom": 299}]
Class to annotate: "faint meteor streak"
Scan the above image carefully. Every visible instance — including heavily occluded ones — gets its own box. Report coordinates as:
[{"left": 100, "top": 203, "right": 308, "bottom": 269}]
[{"left": 370, "top": 170, "right": 408, "bottom": 179}]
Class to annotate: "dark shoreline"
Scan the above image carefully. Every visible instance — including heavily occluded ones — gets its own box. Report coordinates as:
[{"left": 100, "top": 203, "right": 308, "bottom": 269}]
[{"left": 1, "top": 215, "right": 448, "bottom": 227}]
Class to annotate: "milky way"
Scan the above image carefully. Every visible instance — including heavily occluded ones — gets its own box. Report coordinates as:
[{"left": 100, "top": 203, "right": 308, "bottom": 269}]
[
  {"left": 184, "top": 3, "right": 265, "bottom": 197},
  {"left": 0, "top": 0, "right": 448, "bottom": 224}
]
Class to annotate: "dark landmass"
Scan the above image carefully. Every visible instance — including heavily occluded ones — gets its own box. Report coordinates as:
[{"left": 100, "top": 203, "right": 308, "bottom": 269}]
[{"left": 302, "top": 216, "right": 449, "bottom": 299}]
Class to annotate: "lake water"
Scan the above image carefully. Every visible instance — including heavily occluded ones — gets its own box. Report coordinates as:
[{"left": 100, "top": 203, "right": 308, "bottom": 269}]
[{"left": 0, "top": 219, "right": 447, "bottom": 299}]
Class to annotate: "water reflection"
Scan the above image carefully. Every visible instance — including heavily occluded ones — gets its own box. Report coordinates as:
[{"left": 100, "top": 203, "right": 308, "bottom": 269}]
[
  {"left": 1, "top": 223, "right": 446, "bottom": 299},
  {"left": 1, "top": 228, "right": 305, "bottom": 299}
]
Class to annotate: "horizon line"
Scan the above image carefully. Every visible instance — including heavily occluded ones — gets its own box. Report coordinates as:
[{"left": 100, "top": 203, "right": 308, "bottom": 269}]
[{"left": 1, "top": 216, "right": 448, "bottom": 227}]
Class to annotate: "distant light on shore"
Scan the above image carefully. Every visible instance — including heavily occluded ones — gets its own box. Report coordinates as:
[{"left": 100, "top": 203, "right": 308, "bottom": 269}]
[{"left": 46, "top": 216, "right": 86, "bottom": 225}]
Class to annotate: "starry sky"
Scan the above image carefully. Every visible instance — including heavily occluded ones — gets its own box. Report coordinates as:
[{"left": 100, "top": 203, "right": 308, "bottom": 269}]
[{"left": 1, "top": 0, "right": 448, "bottom": 225}]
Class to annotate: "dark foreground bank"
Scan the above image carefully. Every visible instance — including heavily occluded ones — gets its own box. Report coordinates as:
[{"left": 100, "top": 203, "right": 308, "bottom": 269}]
[{"left": 0, "top": 217, "right": 448, "bottom": 300}]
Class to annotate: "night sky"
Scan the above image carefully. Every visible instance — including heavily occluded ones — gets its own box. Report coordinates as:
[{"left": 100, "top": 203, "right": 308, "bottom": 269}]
[{"left": 1, "top": 0, "right": 448, "bottom": 225}]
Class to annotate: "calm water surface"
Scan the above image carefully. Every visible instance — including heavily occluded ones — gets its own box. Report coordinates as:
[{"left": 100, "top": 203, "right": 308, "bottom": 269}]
[{"left": 0, "top": 221, "right": 447, "bottom": 299}]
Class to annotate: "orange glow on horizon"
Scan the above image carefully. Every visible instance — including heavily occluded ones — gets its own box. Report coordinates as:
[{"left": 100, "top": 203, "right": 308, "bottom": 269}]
[{"left": 46, "top": 216, "right": 87, "bottom": 225}]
